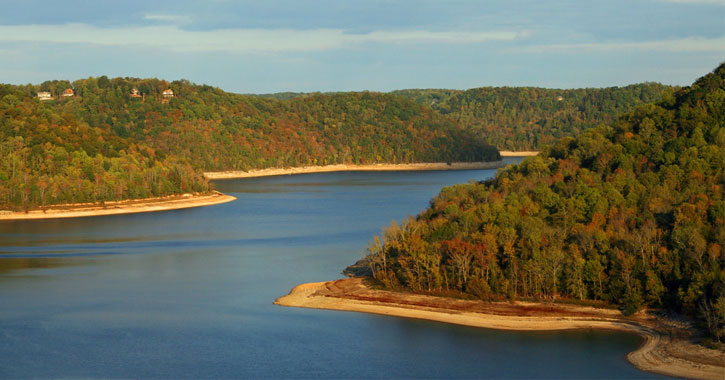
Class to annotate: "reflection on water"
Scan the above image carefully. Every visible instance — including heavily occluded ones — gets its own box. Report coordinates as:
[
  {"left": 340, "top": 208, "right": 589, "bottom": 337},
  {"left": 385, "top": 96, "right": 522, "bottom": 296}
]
[
  {"left": 0, "top": 257, "right": 70, "bottom": 276},
  {"left": 0, "top": 163, "right": 666, "bottom": 379}
]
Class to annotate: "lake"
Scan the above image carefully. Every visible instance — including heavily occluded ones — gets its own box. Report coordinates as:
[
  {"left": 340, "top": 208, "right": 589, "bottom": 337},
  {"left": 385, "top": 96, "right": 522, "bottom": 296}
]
[{"left": 0, "top": 160, "right": 665, "bottom": 379}]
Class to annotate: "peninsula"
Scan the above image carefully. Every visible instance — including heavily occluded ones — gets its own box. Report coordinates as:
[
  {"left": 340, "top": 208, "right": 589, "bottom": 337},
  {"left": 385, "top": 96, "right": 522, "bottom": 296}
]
[{"left": 276, "top": 278, "right": 725, "bottom": 380}]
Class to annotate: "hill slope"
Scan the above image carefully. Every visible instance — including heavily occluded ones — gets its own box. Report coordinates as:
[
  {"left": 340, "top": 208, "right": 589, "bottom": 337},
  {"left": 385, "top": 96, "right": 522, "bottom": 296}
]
[
  {"left": 394, "top": 83, "right": 674, "bottom": 151},
  {"left": 0, "top": 78, "right": 498, "bottom": 210},
  {"left": 359, "top": 64, "right": 724, "bottom": 340}
]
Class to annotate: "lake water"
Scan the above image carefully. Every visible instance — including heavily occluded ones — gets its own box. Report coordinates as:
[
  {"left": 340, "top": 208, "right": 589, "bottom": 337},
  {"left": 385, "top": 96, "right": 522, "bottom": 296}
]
[{"left": 0, "top": 160, "right": 665, "bottom": 379}]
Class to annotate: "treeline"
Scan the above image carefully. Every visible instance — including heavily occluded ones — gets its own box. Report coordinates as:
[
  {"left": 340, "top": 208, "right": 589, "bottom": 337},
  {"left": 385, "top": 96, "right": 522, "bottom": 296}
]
[
  {"left": 393, "top": 83, "right": 674, "bottom": 151},
  {"left": 358, "top": 64, "right": 725, "bottom": 340},
  {"left": 0, "top": 77, "right": 498, "bottom": 210}
]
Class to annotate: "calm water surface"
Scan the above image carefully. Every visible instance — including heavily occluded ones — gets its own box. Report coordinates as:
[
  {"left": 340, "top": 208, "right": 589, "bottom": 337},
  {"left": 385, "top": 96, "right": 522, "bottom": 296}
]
[{"left": 0, "top": 161, "right": 666, "bottom": 379}]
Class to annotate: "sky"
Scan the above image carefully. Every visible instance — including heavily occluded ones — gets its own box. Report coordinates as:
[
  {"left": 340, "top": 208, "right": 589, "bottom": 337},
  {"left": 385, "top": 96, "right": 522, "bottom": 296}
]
[{"left": 0, "top": 0, "right": 723, "bottom": 93}]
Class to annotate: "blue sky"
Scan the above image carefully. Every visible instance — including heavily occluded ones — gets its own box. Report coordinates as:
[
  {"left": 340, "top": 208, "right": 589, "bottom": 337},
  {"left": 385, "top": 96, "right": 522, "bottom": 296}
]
[{"left": 0, "top": 0, "right": 723, "bottom": 93}]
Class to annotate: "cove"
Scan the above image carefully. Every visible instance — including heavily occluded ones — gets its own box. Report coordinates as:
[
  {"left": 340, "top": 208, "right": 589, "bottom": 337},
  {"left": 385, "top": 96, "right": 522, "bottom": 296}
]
[{"left": 0, "top": 159, "right": 666, "bottom": 379}]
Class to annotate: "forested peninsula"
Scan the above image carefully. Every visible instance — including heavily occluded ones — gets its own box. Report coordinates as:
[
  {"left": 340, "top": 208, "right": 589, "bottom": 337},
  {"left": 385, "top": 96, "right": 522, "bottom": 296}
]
[
  {"left": 347, "top": 64, "right": 725, "bottom": 343},
  {"left": 0, "top": 78, "right": 498, "bottom": 211}
]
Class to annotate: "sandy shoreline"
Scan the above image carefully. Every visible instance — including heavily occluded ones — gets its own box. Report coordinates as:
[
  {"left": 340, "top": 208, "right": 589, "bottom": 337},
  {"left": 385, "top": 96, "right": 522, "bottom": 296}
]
[
  {"left": 499, "top": 150, "right": 539, "bottom": 157},
  {"left": 276, "top": 278, "right": 725, "bottom": 380},
  {"left": 204, "top": 161, "right": 506, "bottom": 180},
  {"left": 0, "top": 192, "right": 236, "bottom": 221}
]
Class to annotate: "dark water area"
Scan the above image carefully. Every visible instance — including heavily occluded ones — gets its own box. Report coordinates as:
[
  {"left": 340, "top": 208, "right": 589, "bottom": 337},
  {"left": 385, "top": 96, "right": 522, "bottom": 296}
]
[{"left": 0, "top": 159, "right": 667, "bottom": 379}]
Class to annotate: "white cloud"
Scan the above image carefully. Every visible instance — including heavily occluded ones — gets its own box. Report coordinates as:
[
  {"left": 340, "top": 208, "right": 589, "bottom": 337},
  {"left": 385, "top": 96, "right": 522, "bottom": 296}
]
[
  {"left": 658, "top": 0, "right": 725, "bottom": 5},
  {"left": 516, "top": 35, "right": 725, "bottom": 53},
  {"left": 0, "top": 23, "right": 520, "bottom": 54},
  {"left": 351, "top": 30, "right": 521, "bottom": 44},
  {"left": 143, "top": 14, "right": 192, "bottom": 24}
]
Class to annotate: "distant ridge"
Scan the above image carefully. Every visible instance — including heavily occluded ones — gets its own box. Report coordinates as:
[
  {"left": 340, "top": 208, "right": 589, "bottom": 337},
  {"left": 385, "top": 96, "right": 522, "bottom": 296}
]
[
  {"left": 0, "top": 77, "right": 497, "bottom": 210},
  {"left": 392, "top": 83, "right": 674, "bottom": 151},
  {"left": 254, "top": 84, "right": 675, "bottom": 151}
]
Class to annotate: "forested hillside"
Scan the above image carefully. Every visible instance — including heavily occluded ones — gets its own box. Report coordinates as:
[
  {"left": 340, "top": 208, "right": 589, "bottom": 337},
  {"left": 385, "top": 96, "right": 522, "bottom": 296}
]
[
  {"left": 0, "top": 77, "right": 498, "bottom": 210},
  {"left": 360, "top": 64, "right": 724, "bottom": 340},
  {"left": 393, "top": 83, "right": 674, "bottom": 151},
  {"left": 0, "top": 82, "right": 211, "bottom": 211}
]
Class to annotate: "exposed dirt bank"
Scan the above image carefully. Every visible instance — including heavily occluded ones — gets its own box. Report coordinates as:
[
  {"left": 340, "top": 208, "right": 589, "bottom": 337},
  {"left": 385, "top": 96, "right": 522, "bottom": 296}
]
[
  {"left": 499, "top": 151, "right": 539, "bottom": 157},
  {"left": 0, "top": 192, "right": 236, "bottom": 220},
  {"left": 204, "top": 162, "right": 506, "bottom": 180},
  {"left": 276, "top": 278, "right": 725, "bottom": 380}
]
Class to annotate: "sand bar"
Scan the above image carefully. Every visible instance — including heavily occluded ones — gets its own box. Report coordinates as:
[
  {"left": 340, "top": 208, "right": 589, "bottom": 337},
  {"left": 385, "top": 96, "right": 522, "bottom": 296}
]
[
  {"left": 204, "top": 161, "right": 506, "bottom": 180},
  {"left": 499, "top": 151, "right": 539, "bottom": 157},
  {"left": 276, "top": 278, "right": 725, "bottom": 380},
  {"left": 0, "top": 191, "right": 236, "bottom": 220}
]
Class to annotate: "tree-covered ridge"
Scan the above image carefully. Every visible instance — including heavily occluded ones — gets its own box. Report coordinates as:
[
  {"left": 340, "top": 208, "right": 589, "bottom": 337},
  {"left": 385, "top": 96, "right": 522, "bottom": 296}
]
[
  {"left": 1, "top": 77, "right": 498, "bottom": 210},
  {"left": 361, "top": 64, "right": 725, "bottom": 340},
  {"left": 0, "top": 82, "right": 210, "bottom": 210},
  {"left": 393, "top": 83, "right": 674, "bottom": 151},
  {"left": 36, "top": 77, "right": 499, "bottom": 169}
]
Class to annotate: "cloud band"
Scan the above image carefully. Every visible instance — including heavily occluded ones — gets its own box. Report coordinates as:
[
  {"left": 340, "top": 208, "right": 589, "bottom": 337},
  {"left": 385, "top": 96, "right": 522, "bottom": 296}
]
[{"left": 0, "top": 23, "right": 520, "bottom": 53}]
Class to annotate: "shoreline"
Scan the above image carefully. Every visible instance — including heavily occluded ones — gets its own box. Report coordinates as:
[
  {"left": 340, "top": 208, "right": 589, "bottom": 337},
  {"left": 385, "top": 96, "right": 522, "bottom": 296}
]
[
  {"left": 499, "top": 150, "right": 539, "bottom": 157},
  {"left": 204, "top": 161, "right": 506, "bottom": 180},
  {"left": 275, "top": 278, "right": 725, "bottom": 380},
  {"left": 0, "top": 191, "right": 236, "bottom": 221}
]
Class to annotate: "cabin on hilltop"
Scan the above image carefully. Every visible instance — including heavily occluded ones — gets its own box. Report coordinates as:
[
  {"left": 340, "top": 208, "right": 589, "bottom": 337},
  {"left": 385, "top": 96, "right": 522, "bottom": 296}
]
[
  {"left": 161, "top": 89, "right": 174, "bottom": 104},
  {"left": 62, "top": 88, "right": 75, "bottom": 97},
  {"left": 37, "top": 92, "right": 52, "bottom": 101},
  {"left": 130, "top": 88, "right": 142, "bottom": 98}
]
